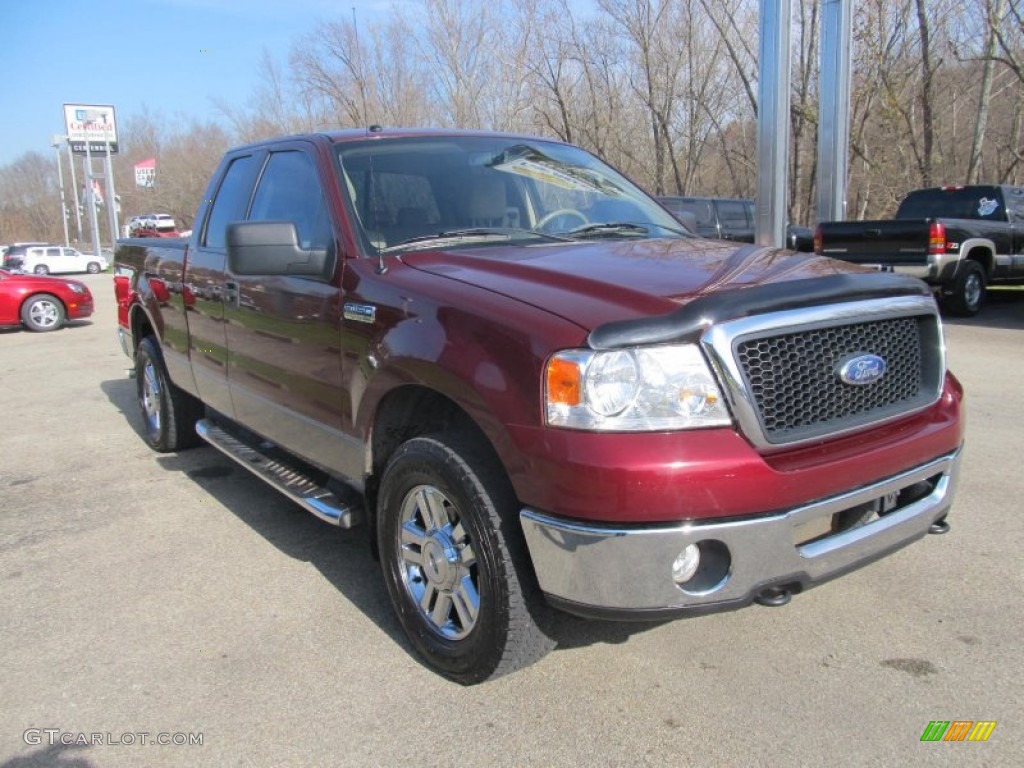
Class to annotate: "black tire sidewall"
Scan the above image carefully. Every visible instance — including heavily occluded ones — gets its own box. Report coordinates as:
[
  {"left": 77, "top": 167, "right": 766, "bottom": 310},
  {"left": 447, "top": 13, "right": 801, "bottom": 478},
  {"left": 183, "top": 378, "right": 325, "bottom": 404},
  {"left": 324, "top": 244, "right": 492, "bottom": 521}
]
[
  {"left": 378, "top": 436, "right": 514, "bottom": 683},
  {"left": 135, "top": 337, "right": 170, "bottom": 449},
  {"left": 961, "top": 265, "right": 985, "bottom": 315},
  {"left": 946, "top": 262, "right": 985, "bottom": 316}
]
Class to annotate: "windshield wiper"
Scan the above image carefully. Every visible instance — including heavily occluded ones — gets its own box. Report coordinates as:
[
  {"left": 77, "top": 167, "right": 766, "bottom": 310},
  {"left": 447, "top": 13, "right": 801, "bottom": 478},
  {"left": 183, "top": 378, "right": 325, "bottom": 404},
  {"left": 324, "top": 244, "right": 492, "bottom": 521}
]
[
  {"left": 567, "top": 222, "right": 650, "bottom": 238},
  {"left": 382, "top": 227, "right": 572, "bottom": 252},
  {"left": 567, "top": 221, "right": 694, "bottom": 239}
]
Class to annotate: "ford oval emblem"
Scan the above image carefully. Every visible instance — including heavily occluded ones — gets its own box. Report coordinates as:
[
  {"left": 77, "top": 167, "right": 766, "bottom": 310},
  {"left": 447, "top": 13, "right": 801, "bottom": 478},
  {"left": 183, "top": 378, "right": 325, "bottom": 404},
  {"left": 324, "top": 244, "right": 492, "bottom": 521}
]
[{"left": 838, "top": 354, "right": 887, "bottom": 386}]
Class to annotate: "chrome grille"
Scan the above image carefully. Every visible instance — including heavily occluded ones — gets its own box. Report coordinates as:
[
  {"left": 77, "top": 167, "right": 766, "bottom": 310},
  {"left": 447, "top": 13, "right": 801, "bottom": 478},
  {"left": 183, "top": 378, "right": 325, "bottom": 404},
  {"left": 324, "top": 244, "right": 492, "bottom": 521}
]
[
  {"left": 736, "top": 317, "right": 926, "bottom": 441},
  {"left": 701, "top": 296, "right": 945, "bottom": 450}
]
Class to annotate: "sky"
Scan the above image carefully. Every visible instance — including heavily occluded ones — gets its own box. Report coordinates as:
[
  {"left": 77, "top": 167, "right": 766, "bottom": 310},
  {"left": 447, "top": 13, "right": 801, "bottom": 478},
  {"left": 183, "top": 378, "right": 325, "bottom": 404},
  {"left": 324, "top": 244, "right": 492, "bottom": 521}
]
[
  {"left": 2, "top": 0, "right": 600, "bottom": 168},
  {"left": 0, "top": 0, "right": 410, "bottom": 166}
]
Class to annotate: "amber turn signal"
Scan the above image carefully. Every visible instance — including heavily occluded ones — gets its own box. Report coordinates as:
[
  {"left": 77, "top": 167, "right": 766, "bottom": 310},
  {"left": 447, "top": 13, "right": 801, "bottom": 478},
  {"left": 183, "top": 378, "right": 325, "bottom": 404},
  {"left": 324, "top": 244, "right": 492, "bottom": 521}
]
[{"left": 546, "top": 357, "right": 582, "bottom": 406}]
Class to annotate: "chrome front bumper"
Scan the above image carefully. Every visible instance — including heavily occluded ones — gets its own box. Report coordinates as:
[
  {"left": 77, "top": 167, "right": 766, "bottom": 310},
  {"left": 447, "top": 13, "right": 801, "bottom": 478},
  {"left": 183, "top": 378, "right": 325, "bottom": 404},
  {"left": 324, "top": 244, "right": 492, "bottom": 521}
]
[{"left": 520, "top": 449, "right": 961, "bottom": 619}]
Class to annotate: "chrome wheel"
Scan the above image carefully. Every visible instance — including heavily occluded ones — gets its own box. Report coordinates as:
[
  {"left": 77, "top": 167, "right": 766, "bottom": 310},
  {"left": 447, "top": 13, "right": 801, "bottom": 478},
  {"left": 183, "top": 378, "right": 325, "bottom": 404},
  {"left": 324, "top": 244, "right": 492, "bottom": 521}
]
[
  {"left": 140, "top": 359, "right": 163, "bottom": 435},
  {"left": 963, "top": 272, "right": 982, "bottom": 312},
  {"left": 397, "top": 485, "right": 479, "bottom": 640},
  {"left": 378, "top": 435, "right": 554, "bottom": 682},
  {"left": 134, "top": 336, "right": 203, "bottom": 452},
  {"left": 27, "top": 299, "right": 60, "bottom": 329},
  {"left": 944, "top": 261, "right": 986, "bottom": 317}
]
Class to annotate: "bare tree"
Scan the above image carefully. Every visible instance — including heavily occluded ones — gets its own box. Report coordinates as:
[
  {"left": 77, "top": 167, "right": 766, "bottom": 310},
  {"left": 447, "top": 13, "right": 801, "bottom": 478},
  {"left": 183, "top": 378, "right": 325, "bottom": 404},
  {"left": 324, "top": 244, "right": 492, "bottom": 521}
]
[
  {"left": 416, "top": 0, "right": 497, "bottom": 127},
  {"left": 0, "top": 152, "right": 61, "bottom": 243},
  {"left": 117, "top": 114, "right": 232, "bottom": 230},
  {"left": 989, "top": 0, "right": 1024, "bottom": 83},
  {"left": 790, "top": 0, "right": 820, "bottom": 225},
  {"left": 913, "top": 0, "right": 939, "bottom": 186},
  {"left": 965, "top": 0, "right": 1006, "bottom": 182},
  {"left": 291, "top": 18, "right": 374, "bottom": 127}
]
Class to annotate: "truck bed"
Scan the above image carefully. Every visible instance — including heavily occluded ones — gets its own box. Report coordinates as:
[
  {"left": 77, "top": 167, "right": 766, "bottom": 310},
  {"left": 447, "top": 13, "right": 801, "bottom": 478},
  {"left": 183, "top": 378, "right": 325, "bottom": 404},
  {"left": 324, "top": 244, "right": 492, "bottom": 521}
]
[{"left": 816, "top": 219, "right": 932, "bottom": 267}]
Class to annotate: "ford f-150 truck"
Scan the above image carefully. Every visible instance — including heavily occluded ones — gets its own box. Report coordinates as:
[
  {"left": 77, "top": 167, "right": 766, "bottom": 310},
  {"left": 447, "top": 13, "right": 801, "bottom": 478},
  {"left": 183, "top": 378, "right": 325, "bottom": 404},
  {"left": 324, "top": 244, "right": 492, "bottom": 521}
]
[
  {"left": 114, "top": 128, "right": 964, "bottom": 684},
  {"left": 814, "top": 184, "right": 1024, "bottom": 316}
]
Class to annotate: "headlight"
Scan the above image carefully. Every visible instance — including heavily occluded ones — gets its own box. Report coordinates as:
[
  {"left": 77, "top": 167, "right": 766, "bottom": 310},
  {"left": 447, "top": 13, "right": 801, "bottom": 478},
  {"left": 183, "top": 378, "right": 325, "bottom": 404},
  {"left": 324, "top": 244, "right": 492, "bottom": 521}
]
[
  {"left": 545, "top": 344, "right": 732, "bottom": 431},
  {"left": 68, "top": 284, "right": 85, "bottom": 294}
]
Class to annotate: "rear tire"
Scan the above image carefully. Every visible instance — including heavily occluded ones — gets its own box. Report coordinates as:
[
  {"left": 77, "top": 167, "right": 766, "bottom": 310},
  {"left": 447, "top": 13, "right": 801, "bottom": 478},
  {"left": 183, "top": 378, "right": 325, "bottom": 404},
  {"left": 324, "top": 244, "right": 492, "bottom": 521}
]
[
  {"left": 135, "top": 336, "right": 204, "bottom": 452},
  {"left": 942, "top": 261, "right": 985, "bottom": 316},
  {"left": 20, "top": 294, "right": 65, "bottom": 332},
  {"left": 86, "top": 262, "right": 101, "bottom": 274},
  {"left": 33, "top": 264, "right": 49, "bottom": 275},
  {"left": 377, "top": 433, "right": 555, "bottom": 684}
]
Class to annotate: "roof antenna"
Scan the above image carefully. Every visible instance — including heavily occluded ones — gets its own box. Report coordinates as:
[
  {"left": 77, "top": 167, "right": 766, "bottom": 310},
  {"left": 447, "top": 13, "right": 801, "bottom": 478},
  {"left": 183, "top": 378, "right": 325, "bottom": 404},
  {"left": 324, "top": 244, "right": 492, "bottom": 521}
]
[{"left": 353, "top": 6, "right": 370, "bottom": 130}]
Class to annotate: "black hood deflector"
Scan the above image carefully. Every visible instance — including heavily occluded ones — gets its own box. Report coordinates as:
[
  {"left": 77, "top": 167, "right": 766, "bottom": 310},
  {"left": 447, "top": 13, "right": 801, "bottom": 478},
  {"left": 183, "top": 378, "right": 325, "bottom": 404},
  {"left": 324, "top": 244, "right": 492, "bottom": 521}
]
[{"left": 587, "top": 272, "right": 931, "bottom": 350}]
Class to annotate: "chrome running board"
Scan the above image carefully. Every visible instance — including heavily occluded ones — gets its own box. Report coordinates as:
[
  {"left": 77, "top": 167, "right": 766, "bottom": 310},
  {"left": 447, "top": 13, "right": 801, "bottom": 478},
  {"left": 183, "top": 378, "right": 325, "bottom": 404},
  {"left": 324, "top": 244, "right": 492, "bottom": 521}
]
[{"left": 195, "top": 418, "right": 362, "bottom": 528}]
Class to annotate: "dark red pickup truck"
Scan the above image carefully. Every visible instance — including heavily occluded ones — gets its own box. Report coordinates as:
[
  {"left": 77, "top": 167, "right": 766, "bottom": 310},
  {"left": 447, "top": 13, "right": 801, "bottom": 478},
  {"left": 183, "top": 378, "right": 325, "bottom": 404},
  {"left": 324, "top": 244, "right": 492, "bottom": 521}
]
[{"left": 115, "top": 128, "right": 964, "bottom": 683}]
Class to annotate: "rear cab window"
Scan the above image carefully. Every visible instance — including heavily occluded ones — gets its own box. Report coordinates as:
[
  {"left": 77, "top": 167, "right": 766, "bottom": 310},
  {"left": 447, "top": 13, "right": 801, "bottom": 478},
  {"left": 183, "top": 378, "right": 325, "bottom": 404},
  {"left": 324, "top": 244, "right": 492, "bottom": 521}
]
[{"left": 896, "top": 187, "right": 1005, "bottom": 220}]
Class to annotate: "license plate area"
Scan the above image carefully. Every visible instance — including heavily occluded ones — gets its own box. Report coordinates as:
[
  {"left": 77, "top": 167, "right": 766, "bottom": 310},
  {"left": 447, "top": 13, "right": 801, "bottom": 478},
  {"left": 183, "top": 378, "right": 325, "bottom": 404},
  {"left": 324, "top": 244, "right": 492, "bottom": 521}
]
[{"left": 790, "top": 476, "right": 941, "bottom": 548}]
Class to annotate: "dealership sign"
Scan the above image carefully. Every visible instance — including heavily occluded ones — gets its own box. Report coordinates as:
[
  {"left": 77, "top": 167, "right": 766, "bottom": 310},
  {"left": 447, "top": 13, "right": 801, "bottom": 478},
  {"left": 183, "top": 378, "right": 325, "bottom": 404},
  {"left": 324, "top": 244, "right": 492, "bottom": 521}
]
[
  {"left": 135, "top": 157, "right": 157, "bottom": 188},
  {"left": 63, "top": 103, "right": 118, "bottom": 154}
]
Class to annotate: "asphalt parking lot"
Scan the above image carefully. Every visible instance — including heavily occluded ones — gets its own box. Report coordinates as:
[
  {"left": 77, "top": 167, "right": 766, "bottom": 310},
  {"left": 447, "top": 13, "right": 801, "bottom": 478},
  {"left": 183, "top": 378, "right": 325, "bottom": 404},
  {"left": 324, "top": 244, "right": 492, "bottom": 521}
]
[{"left": 1, "top": 274, "right": 1021, "bottom": 767}]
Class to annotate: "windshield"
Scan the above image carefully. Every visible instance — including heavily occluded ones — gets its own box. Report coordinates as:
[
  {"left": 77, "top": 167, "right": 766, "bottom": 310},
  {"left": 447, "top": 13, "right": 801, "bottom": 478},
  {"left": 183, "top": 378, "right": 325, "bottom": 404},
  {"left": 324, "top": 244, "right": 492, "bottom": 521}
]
[{"left": 335, "top": 135, "right": 687, "bottom": 253}]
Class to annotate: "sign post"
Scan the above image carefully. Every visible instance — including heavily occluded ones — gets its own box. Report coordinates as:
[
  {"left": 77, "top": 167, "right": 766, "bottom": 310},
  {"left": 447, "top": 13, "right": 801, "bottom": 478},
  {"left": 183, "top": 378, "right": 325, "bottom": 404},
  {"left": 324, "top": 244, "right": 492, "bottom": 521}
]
[
  {"left": 63, "top": 104, "right": 120, "bottom": 253},
  {"left": 83, "top": 141, "right": 102, "bottom": 260},
  {"left": 66, "top": 141, "right": 83, "bottom": 243},
  {"left": 51, "top": 135, "right": 70, "bottom": 248},
  {"left": 754, "top": 0, "right": 792, "bottom": 248},
  {"left": 817, "top": 0, "right": 853, "bottom": 223}
]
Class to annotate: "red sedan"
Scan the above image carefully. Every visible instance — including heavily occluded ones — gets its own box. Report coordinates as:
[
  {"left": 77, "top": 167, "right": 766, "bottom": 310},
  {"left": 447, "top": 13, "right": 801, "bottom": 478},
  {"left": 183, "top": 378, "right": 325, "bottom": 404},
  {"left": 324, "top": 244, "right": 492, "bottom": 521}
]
[{"left": 0, "top": 269, "right": 94, "bottom": 331}]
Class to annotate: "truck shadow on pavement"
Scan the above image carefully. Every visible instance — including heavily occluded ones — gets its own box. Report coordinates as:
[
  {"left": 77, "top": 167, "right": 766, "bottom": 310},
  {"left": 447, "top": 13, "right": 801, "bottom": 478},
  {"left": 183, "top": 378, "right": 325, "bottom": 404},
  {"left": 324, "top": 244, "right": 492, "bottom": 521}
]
[
  {"left": 100, "top": 378, "right": 662, "bottom": 676},
  {"left": 0, "top": 743, "right": 94, "bottom": 768}
]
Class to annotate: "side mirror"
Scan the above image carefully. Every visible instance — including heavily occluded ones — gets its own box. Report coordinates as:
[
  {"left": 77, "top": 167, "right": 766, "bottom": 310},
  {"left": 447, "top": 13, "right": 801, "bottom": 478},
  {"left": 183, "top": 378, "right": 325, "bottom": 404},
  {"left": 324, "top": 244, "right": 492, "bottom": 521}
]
[{"left": 226, "top": 220, "right": 332, "bottom": 277}]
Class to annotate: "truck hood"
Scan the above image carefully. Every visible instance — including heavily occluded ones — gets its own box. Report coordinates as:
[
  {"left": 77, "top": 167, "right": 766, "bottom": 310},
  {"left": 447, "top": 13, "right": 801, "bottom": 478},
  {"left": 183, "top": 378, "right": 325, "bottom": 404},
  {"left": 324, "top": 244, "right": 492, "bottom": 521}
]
[{"left": 400, "top": 237, "right": 860, "bottom": 332}]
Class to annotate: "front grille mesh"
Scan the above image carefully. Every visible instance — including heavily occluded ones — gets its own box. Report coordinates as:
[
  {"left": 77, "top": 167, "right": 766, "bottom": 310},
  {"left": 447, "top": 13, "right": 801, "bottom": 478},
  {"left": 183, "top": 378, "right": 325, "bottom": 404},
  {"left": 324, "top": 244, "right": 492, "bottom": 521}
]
[{"left": 735, "top": 316, "right": 930, "bottom": 443}]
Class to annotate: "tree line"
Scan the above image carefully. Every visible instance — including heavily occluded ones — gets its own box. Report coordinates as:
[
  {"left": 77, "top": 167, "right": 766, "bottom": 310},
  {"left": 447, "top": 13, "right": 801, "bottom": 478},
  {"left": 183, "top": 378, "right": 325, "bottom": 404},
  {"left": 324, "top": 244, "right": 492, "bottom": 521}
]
[{"left": 2, "top": 0, "right": 1022, "bottom": 246}]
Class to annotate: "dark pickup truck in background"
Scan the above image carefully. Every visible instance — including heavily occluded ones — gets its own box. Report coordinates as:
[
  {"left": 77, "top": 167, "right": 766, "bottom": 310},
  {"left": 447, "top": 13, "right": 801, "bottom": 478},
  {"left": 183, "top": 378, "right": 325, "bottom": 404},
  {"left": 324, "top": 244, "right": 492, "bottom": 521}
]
[
  {"left": 815, "top": 185, "right": 1024, "bottom": 315},
  {"left": 114, "top": 128, "right": 963, "bottom": 683},
  {"left": 656, "top": 195, "right": 814, "bottom": 252}
]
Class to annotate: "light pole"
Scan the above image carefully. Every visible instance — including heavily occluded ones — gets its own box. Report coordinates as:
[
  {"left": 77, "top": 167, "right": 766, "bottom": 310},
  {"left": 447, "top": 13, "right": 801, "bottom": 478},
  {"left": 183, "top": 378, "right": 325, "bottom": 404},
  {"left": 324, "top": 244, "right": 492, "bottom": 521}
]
[
  {"left": 51, "top": 135, "right": 71, "bottom": 247},
  {"left": 67, "top": 140, "right": 83, "bottom": 243}
]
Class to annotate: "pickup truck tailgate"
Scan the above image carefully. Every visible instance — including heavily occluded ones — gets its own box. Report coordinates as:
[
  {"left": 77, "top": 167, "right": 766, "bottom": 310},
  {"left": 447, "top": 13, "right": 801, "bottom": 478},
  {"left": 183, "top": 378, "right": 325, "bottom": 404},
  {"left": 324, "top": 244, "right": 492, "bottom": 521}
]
[{"left": 816, "top": 220, "right": 932, "bottom": 265}]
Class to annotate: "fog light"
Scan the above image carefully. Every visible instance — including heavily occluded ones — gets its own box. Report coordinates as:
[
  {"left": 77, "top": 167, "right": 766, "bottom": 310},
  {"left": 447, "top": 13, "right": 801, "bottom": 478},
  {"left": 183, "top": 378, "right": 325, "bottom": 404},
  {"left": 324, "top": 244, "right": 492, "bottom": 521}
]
[{"left": 671, "top": 544, "right": 701, "bottom": 584}]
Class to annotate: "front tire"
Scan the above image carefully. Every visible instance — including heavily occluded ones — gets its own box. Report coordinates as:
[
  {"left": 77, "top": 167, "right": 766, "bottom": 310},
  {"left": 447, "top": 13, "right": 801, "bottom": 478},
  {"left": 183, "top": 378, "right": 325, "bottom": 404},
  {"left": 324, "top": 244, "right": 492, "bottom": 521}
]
[
  {"left": 135, "top": 336, "right": 203, "bottom": 452},
  {"left": 943, "top": 261, "right": 985, "bottom": 316},
  {"left": 20, "top": 294, "right": 65, "bottom": 332},
  {"left": 378, "top": 433, "right": 554, "bottom": 684}
]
